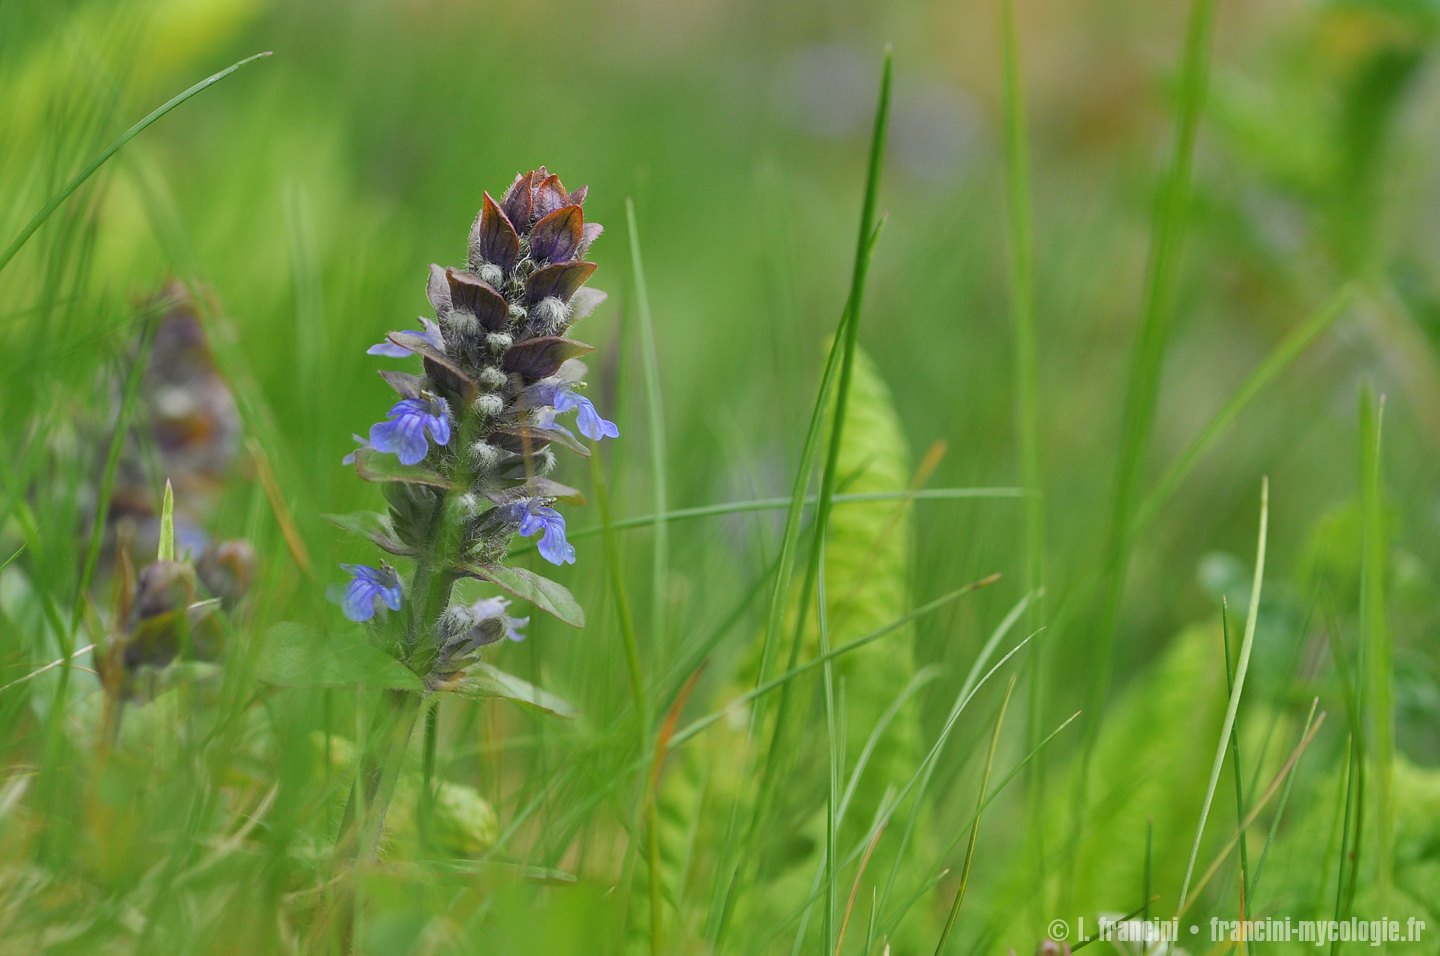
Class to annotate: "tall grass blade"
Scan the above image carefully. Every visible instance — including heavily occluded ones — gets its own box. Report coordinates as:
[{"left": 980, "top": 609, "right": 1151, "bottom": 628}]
[
  {"left": 1220, "top": 599, "right": 1250, "bottom": 905},
  {"left": 1249, "top": 697, "right": 1319, "bottom": 900},
  {"left": 541, "top": 487, "right": 1023, "bottom": 547},
  {"left": 625, "top": 197, "right": 670, "bottom": 653},
  {"left": 708, "top": 46, "right": 892, "bottom": 946},
  {"left": 0, "top": 51, "right": 272, "bottom": 276},
  {"left": 998, "top": 0, "right": 1050, "bottom": 920},
  {"left": 1177, "top": 708, "right": 1326, "bottom": 919},
  {"left": 671, "top": 576, "right": 998, "bottom": 748},
  {"left": 878, "top": 591, "right": 1030, "bottom": 919},
  {"left": 1073, "top": 0, "right": 1220, "bottom": 895},
  {"left": 1175, "top": 478, "right": 1268, "bottom": 917},
  {"left": 1359, "top": 386, "right": 1393, "bottom": 924},
  {"left": 1048, "top": 286, "right": 1354, "bottom": 643},
  {"left": 880, "top": 709, "right": 1081, "bottom": 940},
  {"left": 588, "top": 445, "right": 654, "bottom": 944},
  {"left": 1133, "top": 286, "right": 1356, "bottom": 533},
  {"left": 933, "top": 674, "right": 1017, "bottom": 956}
]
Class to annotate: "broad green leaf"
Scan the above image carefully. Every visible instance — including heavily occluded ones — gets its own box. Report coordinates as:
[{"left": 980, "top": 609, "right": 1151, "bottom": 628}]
[
  {"left": 322, "top": 511, "right": 415, "bottom": 556},
  {"left": 257, "top": 622, "right": 422, "bottom": 690},
  {"left": 353, "top": 447, "right": 455, "bottom": 489},
  {"left": 448, "top": 662, "right": 577, "bottom": 718},
  {"left": 458, "top": 565, "right": 584, "bottom": 628}
]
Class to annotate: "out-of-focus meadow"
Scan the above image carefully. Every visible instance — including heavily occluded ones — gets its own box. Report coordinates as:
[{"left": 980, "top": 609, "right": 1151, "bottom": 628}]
[{"left": 2, "top": 0, "right": 1439, "bottom": 953}]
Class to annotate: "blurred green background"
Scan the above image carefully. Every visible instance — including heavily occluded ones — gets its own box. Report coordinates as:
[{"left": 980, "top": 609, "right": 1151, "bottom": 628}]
[{"left": 2, "top": 0, "right": 1440, "bottom": 952}]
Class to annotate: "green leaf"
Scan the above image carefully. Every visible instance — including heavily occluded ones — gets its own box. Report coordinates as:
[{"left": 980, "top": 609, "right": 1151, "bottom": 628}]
[
  {"left": 322, "top": 511, "right": 415, "bottom": 556},
  {"left": 353, "top": 447, "right": 456, "bottom": 489},
  {"left": 457, "top": 565, "right": 584, "bottom": 628},
  {"left": 257, "top": 622, "right": 422, "bottom": 690},
  {"left": 158, "top": 479, "right": 175, "bottom": 562},
  {"left": 448, "top": 662, "right": 577, "bottom": 718}
]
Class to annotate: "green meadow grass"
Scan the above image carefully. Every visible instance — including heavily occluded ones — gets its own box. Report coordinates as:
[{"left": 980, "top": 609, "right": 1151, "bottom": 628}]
[{"left": 1, "top": 0, "right": 1439, "bottom": 954}]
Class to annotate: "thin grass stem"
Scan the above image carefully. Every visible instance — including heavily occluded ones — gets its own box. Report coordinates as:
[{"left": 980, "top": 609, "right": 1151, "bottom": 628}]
[
  {"left": 0, "top": 51, "right": 272, "bottom": 276},
  {"left": 625, "top": 197, "right": 670, "bottom": 657}
]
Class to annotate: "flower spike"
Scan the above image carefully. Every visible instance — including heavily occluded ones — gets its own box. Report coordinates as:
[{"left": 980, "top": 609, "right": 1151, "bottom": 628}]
[{"left": 338, "top": 168, "right": 613, "bottom": 685}]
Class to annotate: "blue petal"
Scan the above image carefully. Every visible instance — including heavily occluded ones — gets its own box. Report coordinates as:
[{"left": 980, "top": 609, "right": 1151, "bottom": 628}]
[
  {"left": 368, "top": 341, "right": 413, "bottom": 358},
  {"left": 505, "top": 615, "right": 530, "bottom": 642},
  {"left": 379, "top": 585, "right": 404, "bottom": 611},
  {"left": 574, "top": 397, "right": 618, "bottom": 441},
  {"left": 517, "top": 510, "right": 545, "bottom": 538},
  {"left": 341, "top": 562, "right": 380, "bottom": 584},
  {"left": 536, "top": 512, "right": 576, "bottom": 566},
  {"left": 551, "top": 386, "right": 579, "bottom": 413},
  {"left": 342, "top": 580, "right": 378, "bottom": 621},
  {"left": 419, "top": 318, "right": 445, "bottom": 350},
  {"left": 427, "top": 413, "right": 451, "bottom": 447},
  {"left": 371, "top": 415, "right": 429, "bottom": 466}
]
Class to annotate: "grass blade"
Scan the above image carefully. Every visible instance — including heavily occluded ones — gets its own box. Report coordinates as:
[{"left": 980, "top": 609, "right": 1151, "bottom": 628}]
[
  {"left": 1132, "top": 285, "right": 1357, "bottom": 533},
  {"left": 516, "top": 487, "right": 1023, "bottom": 553},
  {"left": 708, "top": 46, "right": 893, "bottom": 946},
  {"left": 933, "top": 673, "right": 1017, "bottom": 956},
  {"left": 1249, "top": 696, "right": 1319, "bottom": 899},
  {"left": 1220, "top": 599, "right": 1250, "bottom": 904},
  {"left": 879, "top": 709, "right": 1081, "bottom": 940},
  {"left": 0, "top": 51, "right": 272, "bottom": 276},
  {"left": 671, "top": 575, "right": 999, "bottom": 748},
  {"left": 1177, "top": 707, "right": 1326, "bottom": 918},
  {"left": 998, "top": 0, "right": 1051, "bottom": 919},
  {"left": 625, "top": 197, "right": 670, "bottom": 653},
  {"left": 1071, "top": 0, "right": 1220, "bottom": 899},
  {"left": 589, "top": 443, "right": 654, "bottom": 947},
  {"left": 1175, "top": 478, "right": 1269, "bottom": 918},
  {"left": 1359, "top": 385, "right": 1393, "bottom": 923},
  {"left": 878, "top": 591, "right": 1030, "bottom": 919}
]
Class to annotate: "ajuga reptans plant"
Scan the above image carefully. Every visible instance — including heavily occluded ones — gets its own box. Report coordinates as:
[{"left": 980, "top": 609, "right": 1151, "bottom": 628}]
[{"left": 329, "top": 167, "right": 613, "bottom": 687}]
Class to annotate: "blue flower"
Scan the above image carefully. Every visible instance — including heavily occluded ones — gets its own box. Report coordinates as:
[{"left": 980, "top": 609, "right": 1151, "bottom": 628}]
[
  {"left": 528, "top": 380, "right": 617, "bottom": 441},
  {"left": 342, "top": 433, "right": 372, "bottom": 465},
  {"left": 469, "top": 596, "right": 529, "bottom": 643},
  {"left": 367, "top": 318, "right": 445, "bottom": 358},
  {"left": 328, "top": 563, "right": 403, "bottom": 622},
  {"left": 369, "top": 394, "right": 451, "bottom": 466},
  {"left": 505, "top": 498, "right": 576, "bottom": 565},
  {"left": 556, "top": 387, "right": 618, "bottom": 441}
]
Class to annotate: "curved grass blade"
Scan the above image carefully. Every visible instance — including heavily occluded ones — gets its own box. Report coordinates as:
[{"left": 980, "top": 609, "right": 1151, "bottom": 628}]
[
  {"left": 707, "top": 47, "right": 894, "bottom": 946},
  {"left": 0, "top": 51, "right": 273, "bottom": 276},
  {"left": 1175, "top": 479, "right": 1268, "bottom": 920},
  {"left": 1176, "top": 707, "right": 1326, "bottom": 918},
  {"left": 1220, "top": 599, "right": 1251, "bottom": 911},
  {"left": 1249, "top": 696, "right": 1319, "bottom": 898},
  {"left": 933, "top": 674, "right": 1017, "bottom": 956},
  {"left": 1049, "top": 285, "right": 1355, "bottom": 644},
  {"left": 670, "top": 575, "right": 999, "bottom": 749},
  {"left": 877, "top": 709, "right": 1083, "bottom": 942},
  {"left": 1133, "top": 285, "right": 1357, "bottom": 533},
  {"left": 877, "top": 591, "right": 1031, "bottom": 918}
]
